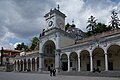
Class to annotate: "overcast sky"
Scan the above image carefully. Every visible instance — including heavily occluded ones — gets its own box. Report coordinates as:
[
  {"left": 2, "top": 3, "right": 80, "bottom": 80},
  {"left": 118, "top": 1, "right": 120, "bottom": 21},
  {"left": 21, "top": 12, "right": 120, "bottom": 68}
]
[{"left": 0, "top": 0, "right": 120, "bottom": 49}]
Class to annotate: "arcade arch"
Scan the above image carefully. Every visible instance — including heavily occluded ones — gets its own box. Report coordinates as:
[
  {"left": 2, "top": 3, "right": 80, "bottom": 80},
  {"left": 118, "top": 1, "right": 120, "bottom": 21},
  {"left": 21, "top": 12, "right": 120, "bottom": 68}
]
[
  {"left": 43, "top": 40, "right": 56, "bottom": 71},
  {"left": 92, "top": 48, "right": 105, "bottom": 71},
  {"left": 69, "top": 52, "right": 78, "bottom": 71},
  {"left": 20, "top": 60, "right": 23, "bottom": 71},
  {"left": 36, "top": 57, "right": 39, "bottom": 71},
  {"left": 61, "top": 54, "right": 68, "bottom": 71},
  {"left": 107, "top": 44, "right": 120, "bottom": 71},
  {"left": 32, "top": 58, "right": 35, "bottom": 71},
  {"left": 80, "top": 50, "right": 90, "bottom": 71},
  {"left": 24, "top": 59, "right": 27, "bottom": 71},
  {"left": 28, "top": 59, "right": 31, "bottom": 71}
]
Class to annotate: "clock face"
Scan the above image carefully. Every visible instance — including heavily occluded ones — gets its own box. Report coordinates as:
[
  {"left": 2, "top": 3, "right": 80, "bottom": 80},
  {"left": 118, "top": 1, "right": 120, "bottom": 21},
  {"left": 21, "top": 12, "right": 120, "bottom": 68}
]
[
  {"left": 56, "top": 18, "right": 64, "bottom": 28},
  {"left": 48, "top": 21, "right": 53, "bottom": 27}
]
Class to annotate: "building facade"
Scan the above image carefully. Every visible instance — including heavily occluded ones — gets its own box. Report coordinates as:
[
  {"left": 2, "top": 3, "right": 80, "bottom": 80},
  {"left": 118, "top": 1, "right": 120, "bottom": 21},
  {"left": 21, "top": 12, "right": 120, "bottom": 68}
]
[
  {"left": 14, "top": 8, "right": 120, "bottom": 73},
  {"left": 0, "top": 49, "right": 21, "bottom": 66}
]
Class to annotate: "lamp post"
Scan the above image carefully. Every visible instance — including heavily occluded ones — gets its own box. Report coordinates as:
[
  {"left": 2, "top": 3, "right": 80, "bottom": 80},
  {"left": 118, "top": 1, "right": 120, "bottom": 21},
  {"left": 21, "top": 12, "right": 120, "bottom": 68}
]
[{"left": 1, "top": 47, "right": 3, "bottom": 66}]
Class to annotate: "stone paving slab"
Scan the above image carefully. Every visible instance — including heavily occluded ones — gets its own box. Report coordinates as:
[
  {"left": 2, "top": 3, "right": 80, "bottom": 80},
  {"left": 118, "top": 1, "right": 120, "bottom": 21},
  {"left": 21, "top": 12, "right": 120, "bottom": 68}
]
[{"left": 0, "top": 72, "right": 119, "bottom": 80}]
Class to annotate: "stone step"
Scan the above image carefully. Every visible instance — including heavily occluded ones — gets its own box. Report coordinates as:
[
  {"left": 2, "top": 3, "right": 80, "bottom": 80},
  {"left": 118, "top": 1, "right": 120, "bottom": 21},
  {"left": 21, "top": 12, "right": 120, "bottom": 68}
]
[
  {"left": 58, "top": 71, "right": 120, "bottom": 77},
  {"left": 0, "top": 66, "right": 6, "bottom": 72}
]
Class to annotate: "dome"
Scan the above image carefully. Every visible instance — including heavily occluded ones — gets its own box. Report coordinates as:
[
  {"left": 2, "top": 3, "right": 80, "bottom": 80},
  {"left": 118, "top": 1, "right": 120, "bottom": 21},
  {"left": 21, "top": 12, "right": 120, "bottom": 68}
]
[{"left": 66, "top": 27, "right": 85, "bottom": 40}]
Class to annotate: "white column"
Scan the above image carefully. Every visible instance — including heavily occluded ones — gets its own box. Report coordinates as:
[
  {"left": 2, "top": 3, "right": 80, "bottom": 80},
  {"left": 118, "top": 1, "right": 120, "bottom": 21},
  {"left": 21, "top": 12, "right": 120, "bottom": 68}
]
[
  {"left": 55, "top": 49, "right": 61, "bottom": 74},
  {"left": 31, "top": 59, "right": 32, "bottom": 71},
  {"left": 39, "top": 40, "right": 44, "bottom": 72},
  {"left": 39, "top": 53, "right": 43, "bottom": 72},
  {"left": 55, "top": 33, "right": 60, "bottom": 74},
  {"left": 68, "top": 56, "right": 70, "bottom": 72},
  {"left": 26, "top": 60, "right": 28, "bottom": 70},
  {"left": 105, "top": 53, "right": 108, "bottom": 71},
  {"left": 90, "top": 54, "right": 93, "bottom": 72},
  {"left": 26, "top": 60, "right": 27, "bottom": 71},
  {"left": 35, "top": 61, "right": 37, "bottom": 71},
  {"left": 78, "top": 55, "right": 81, "bottom": 71}
]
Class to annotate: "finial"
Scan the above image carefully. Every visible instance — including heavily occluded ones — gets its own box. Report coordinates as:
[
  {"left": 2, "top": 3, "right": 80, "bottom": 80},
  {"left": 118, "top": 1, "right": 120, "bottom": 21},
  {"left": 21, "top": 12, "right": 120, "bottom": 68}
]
[
  {"left": 72, "top": 19, "right": 74, "bottom": 24},
  {"left": 50, "top": 8, "right": 52, "bottom": 12},
  {"left": 71, "top": 19, "right": 76, "bottom": 28},
  {"left": 57, "top": 4, "right": 60, "bottom": 10}
]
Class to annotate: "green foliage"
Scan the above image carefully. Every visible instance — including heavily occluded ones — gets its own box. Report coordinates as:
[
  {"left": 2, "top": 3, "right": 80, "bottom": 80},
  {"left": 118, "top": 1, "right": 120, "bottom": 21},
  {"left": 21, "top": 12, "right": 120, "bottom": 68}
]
[
  {"left": 109, "top": 10, "right": 120, "bottom": 29},
  {"left": 15, "top": 37, "right": 39, "bottom": 52},
  {"left": 30, "top": 37, "right": 39, "bottom": 51},
  {"left": 95, "top": 23, "right": 112, "bottom": 33},
  {"left": 65, "top": 23, "right": 70, "bottom": 31},
  {"left": 85, "top": 22, "right": 112, "bottom": 37},
  {"left": 86, "top": 15, "right": 97, "bottom": 35},
  {"left": 86, "top": 15, "right": 114, "bottom": 37},
  {"left": 15, "top": 42, "right": 30, "bottom": 52}
]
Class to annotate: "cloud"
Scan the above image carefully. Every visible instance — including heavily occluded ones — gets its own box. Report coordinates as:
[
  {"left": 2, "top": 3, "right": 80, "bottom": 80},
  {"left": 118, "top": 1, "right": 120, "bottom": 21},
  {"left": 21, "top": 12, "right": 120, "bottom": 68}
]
[
  {"left": 57, "top": 0, "right": 120, "bottom": 31},
  {"left": 0, "top": 0, "right": 120, "bottom": 49},
  {"left": 0, "top": 31, "right": 15, "bottom": 49},
  {"left": 13, "top": 42, "right": 21, "bottom": 48},
  {"left": 0, "top": 0, "right": 56, "bottom": 39}
]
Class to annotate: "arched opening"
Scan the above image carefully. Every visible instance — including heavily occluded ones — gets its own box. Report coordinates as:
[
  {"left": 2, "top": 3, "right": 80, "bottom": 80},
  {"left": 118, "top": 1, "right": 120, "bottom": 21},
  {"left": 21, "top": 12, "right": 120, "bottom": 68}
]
[
  {"left": 20, "top": 60, "right": 23, "bottom": 71},
  {"left": 92, "top": 48, "right": 105, "bottom": 71},
  {"left": 24, "top": 59, "right": 27, "bottom": 71},
  {"left": 69, "top": 52, "right": 78, "bottom": 71},
  {"left": 36, "top": 57, "right": 39, "bottom": 71},
  {"left": 32, "top": 58, "right": 35, "bottom": 71},
  {"left": 107, "top": 45, "right": 120, "bottom": 71},
  {"left": 28, "top": 59, "right": 31, "bottom": 71},
  {"left": 61, "top": 54, "right": 68, "bottom": 71},
  {"left": 17, "top": 60, "right": 20, "bottom": 71},
  {"left": 43, "top": 40, "right": 56, "bottom": 71},
  {"left": 80, "top": 50, "right": 90, "bottom": 71}
]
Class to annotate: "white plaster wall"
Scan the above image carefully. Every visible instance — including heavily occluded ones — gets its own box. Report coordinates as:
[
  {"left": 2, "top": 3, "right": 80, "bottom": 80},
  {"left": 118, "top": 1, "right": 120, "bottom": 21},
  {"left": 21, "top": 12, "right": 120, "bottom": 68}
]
[{"left": 60, "top": 36, "right": 75, "bottom": 48}]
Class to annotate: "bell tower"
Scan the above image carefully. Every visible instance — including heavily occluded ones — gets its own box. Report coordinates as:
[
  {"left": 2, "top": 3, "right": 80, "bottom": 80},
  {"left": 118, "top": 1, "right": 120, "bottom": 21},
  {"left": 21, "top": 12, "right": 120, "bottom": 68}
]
[{"left": 44, "top": 6, "right": 66, "bottom": 31}]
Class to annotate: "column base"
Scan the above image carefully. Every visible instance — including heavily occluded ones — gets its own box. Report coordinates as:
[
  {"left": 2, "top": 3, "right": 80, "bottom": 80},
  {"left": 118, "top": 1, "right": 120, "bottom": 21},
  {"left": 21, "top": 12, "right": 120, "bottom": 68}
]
[
  {"left": 105, "top": 70, "right": 108, "bottom": 71},
  {"left": 39, "top": 68, "right": 43, "bottom": 72},
  {"left": 55, "top": 67, "right": 61, "bottom": 74}
]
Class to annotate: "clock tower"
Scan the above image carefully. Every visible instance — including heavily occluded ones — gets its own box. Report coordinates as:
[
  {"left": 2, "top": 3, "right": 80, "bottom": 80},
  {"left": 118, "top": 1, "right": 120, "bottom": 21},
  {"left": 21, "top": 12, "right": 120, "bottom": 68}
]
[{"left": 44, "top": 7, "right": 66, "bottom": 31}]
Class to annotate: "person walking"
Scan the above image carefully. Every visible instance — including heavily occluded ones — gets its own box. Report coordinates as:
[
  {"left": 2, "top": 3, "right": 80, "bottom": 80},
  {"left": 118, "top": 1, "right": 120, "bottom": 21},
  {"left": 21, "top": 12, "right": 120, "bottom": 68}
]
[
  {"left": 49, "top": 69, "right": 53, "bottom": 77},
  {"left": 53, "top": 69, "right": 56, "bottom": 76}
]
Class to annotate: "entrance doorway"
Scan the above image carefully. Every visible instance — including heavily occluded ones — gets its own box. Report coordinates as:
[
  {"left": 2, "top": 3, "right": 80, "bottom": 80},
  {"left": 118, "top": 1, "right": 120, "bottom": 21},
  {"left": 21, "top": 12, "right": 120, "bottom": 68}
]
[
  {"left": 108, "top": 62, "right": 113, "bottom": 70},
  {"left": 48, "top": 66, "right": 50, "bottom": 71},
  {"left": 62, "top": 62, "right": 68, "bottom": 71},
  {"left": 87, "top": 64, "right": 90, "bottom": 71},
  {"left": 43, "top": 40, "right": 55, "bottom": 71},
  {"left": 61, "top": 54, "right": 68, "bottom": 71}
]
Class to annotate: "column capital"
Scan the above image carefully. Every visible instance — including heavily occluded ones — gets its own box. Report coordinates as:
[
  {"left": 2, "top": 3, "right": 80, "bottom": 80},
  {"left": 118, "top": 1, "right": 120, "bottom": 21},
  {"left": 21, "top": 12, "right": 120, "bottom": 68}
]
[
  {"left": 39, "top": 53, "right": 44, "bottom": 58},
  {"left": 89, "top": 54, "right": 92, "bottom": 57},
  {"left": 55, "top": 49, "right": 61, "bottom": 53},
  {"left": 104, "top": 53, "right": 108, "bottom": 55},
  {"left": 55, "top": 49, "right": 61, "bottom": 56}
]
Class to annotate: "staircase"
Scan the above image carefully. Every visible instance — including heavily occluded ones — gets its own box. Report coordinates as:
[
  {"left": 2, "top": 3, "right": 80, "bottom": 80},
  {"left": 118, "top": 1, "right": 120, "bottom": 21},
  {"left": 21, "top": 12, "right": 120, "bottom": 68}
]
[
  {"left": 0, "top": 66, "right": 6, "bottom": 72},
  {"left": 58, "top": 71, "right": 120, "bottom": 77}
]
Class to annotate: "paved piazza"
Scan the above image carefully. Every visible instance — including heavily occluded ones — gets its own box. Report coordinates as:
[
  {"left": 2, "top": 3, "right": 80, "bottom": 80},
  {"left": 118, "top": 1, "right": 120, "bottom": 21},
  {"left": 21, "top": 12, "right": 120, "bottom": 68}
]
[{"left": 0, "top": 72, "right": 119, "bottom": 80}]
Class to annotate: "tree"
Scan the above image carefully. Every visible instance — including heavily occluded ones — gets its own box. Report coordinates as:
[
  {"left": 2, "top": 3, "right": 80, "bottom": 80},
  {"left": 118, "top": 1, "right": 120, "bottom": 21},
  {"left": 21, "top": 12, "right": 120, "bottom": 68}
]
[
  {"left": 15, "top": 42, "right": 30, "bottom": 52},
  {"left": 86, "top": 15, "right": 97, "bottom": 35},
  {"left": 95, "top": 23, "right": 111, "bottom": 33},
  {"left": 65, "top": 23, "right": 70, "bottom": 31},
  {"left": 109, "top": 10, "right": 120, "bottom": 29},
  {"left": 30, "top": 37, "right": 39, "bottom": 51}
]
